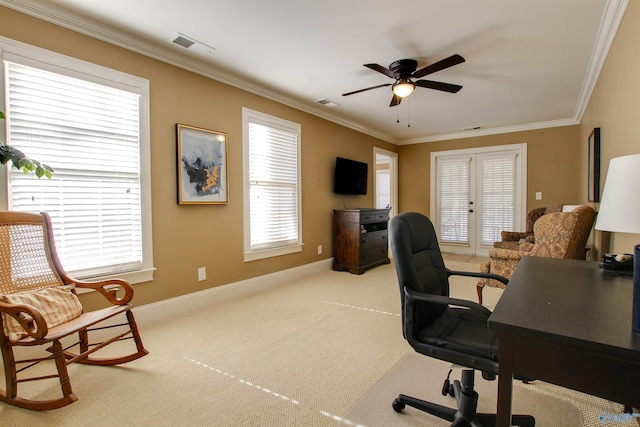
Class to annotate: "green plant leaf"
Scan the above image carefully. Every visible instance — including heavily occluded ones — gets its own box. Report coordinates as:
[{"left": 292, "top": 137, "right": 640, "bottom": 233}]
[{"left": 1, "top": 111, "right": 53, "bottom": 178}]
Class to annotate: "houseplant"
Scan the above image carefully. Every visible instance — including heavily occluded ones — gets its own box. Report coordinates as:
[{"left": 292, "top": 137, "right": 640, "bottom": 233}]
[{"left": 0, "top": 111, "right": 53, "bottom": 178}]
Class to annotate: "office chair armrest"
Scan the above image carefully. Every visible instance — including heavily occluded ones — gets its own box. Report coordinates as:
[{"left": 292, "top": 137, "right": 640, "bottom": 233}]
[
  {"left": 404, "top": 287, "right": 492, "bottom": 316},
  {"left": 446, "top": 269, "right": 509, "bottom": 286}
]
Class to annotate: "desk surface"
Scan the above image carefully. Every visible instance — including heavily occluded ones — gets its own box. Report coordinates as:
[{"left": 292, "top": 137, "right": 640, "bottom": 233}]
[
  {"left": 489, "top": 256, "right": 640, "bottom": 360},
  {"left": 489, "top": 256, "right": 640, "bottom": 426}
]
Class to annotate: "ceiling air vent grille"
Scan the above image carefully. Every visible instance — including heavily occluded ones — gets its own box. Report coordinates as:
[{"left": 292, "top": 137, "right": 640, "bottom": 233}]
[
  {"left": 316, "top": 98, "right": 339, "bottom": 107},
  {"left": 172, "top": 35, "right": 195, "bottom": 49}
]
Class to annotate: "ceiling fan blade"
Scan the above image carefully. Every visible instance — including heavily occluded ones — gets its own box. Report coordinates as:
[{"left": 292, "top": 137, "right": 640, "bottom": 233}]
[
  {"left": 389, "top": 93, "right": 402, "bottom": 107},
  {"left": 412, "top": 54, "right": 465, "bottom": 78},
  {"left": 342, "top": 83, "right": 392, "bottom": 96},
  {"left": 364, "top": 63, "right": 396, "bottom": 79},
  {"left": 414, "top": 79, "right": 463, "bottom": 93}
]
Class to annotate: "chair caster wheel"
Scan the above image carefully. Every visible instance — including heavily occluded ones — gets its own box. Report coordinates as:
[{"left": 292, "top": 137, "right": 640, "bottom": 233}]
[
  {"left": 392, "top": 398, "right": 405, "bottom": 413},
  {"left": 441, "top": 379, "right": 450, "bottom": 396},
  {"left": 442, "top": 369, "right": 454, "bottom": 396}
]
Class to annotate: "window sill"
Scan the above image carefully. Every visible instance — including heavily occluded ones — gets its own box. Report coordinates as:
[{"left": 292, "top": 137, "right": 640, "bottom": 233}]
[
  {"left": 75, "top": 267, "right": 156, "bottom": 294},
  {"left": 244, "top": 244, "right": 303, "bottom": 262}
]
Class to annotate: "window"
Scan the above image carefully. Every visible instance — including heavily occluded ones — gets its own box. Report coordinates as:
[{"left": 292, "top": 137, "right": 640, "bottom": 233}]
[
  {"left": 478, "top": 152, "right": 517, "bottom": 245},
  {"left": 242, "top": 108, "right": 302, "bottom": 261},
  {"left": 0, "top": 37, "right": 153, "bottom": 283},
  {"left": 436, "top": 156, "right": 471, "bottom": 244}
]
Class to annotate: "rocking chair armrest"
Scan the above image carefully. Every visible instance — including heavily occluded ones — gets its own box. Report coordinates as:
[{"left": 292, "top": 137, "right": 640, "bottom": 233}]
[
  {"left": 0, "top": 301, "right": 48, "bottom": 339},
  {"left": 70, "top": 278, "right": 134, "bottom": 306}
]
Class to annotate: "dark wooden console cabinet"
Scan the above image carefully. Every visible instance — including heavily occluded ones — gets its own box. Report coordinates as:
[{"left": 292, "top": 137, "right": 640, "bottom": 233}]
[{"left": 333, "top": 208, "right": 390, "bottom": 274}]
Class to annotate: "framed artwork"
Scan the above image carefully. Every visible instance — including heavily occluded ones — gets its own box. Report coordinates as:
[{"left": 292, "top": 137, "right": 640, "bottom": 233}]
[
  {"left": 588, "top": 127, "right": 601, "bottom": 202},
  {"left": 177, "top": 124, "right": 228, "bottom": 204}
]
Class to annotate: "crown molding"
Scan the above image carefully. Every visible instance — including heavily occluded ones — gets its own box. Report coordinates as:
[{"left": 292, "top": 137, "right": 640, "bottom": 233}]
[
  {"left": 0, "top": 0, "right": 398, "bottom": 144},
  {"left": 574, "top": 0, "right": 629, "bottom": 122},
  {"left": 0, "top": 0, "right": 627, "bottom": 146},
  {"left": 398, "top": 117, "right": 580, "bottom": 145}
]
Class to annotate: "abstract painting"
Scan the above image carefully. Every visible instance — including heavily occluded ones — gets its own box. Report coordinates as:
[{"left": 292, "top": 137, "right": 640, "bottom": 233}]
[{"left": 177, "top": 124, "right": 228, "bottom": 204}]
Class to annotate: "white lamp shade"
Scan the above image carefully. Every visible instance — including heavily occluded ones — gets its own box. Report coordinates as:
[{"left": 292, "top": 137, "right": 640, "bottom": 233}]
[{"left": 595, "top": 154, "right": 640, "bottom": 233}]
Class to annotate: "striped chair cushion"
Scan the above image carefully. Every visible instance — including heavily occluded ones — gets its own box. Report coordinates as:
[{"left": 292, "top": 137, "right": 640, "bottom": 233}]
[{"left": 1, "top": 285, "right": 83, "bottom": 342}]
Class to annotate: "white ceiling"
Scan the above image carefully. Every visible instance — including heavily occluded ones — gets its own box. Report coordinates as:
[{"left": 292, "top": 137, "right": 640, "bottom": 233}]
[{"left": 2, "top": 0, "right": 628, "bottom": 144}]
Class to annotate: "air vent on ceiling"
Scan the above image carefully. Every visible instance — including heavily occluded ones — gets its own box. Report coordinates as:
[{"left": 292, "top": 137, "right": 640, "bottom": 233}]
[
  {"left": 316, "top": 98, "right": 339, "bottom": 107},
  {"left": 172, "top": 35, "right": 195, "bottom": 49},
  {"left": 170, "top": 33, "right": 216, "bottom": 56}
]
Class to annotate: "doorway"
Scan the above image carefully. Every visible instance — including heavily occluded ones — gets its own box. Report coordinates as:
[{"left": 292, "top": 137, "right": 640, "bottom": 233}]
[
  {"left": 374, "top": 147, "right": 398, "bottom": 220},
  {"left": 430, "top": 144, "right": 527, "bottom": 256}
]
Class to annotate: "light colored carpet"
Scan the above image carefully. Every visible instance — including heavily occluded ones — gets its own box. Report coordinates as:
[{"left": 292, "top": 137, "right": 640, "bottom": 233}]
[
  {"left": 341, "top": 352, "right": 626, "bottom": 427},
  {"left": 0, "top": 259, "right": 630, "bottom": 426}
]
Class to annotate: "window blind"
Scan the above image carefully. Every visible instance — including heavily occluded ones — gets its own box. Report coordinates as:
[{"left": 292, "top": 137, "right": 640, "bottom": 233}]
[
  {"left": 5, "top": 60, "right": 143, "bottom": 278},
  {"left": 248, "top": 120, "right": 299, "bottom": 251},
  {"left": 479, "top": 153, "right": 517, "bottom": 245},
  {"left": 437, "top": 156, "right": 470, "bottom": 244}
]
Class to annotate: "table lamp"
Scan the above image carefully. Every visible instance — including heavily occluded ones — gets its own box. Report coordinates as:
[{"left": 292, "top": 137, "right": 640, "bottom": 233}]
[{"left": 594, "top": 153, "right": 640, "bottom": 334}]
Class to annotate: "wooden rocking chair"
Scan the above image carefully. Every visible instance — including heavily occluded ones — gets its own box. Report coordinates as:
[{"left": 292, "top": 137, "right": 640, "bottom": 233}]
[{"left": 0, "top": 211, "right": 148, "bottom": 410}]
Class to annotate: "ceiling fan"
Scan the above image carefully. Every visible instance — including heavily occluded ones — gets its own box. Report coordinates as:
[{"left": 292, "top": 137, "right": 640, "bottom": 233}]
[{"left": 342, "top": 54, "right": 465, "bottom": 107}]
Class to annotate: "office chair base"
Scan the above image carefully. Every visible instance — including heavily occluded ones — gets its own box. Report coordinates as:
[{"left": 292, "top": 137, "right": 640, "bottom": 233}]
[
  {"left": 392, "top": 370, "right": 535, "bottom": 427},
  {"left": 392, "top": 395, "right": 535, "bottom": 427}
]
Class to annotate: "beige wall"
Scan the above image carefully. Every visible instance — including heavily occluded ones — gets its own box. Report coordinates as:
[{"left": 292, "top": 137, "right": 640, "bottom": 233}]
[
  {"left": 580, "top": 1, "right": 640, "bottom": 256},
  {"left": 397, "top": 1, "right": 640, "bottom": 260},
  {"left": 2, "top": 2, "right": 638, "bottom": 307},
  {"left": 0, "top": 7, "right": 397, "bottom": 310},
  {"left": 397, "top": 125, "right": 581, "bottom": 216}
]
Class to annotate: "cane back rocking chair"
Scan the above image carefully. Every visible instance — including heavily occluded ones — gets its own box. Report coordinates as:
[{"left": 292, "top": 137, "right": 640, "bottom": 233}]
[{"left": 0, "top": 211, "right": 148, "bottom": 410}]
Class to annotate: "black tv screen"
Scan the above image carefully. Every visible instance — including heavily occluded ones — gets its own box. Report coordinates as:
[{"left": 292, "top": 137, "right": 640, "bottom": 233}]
[{"left": 333, "top": 157, "right": 368, "bottom": 195}]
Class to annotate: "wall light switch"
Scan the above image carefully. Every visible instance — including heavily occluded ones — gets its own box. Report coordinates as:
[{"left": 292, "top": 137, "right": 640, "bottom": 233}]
[
  {"left": 197, "top": 267, "right": 206, "bottom": 281},
  {"left": 535, "top": 192, "right": 542, "bottom": 200}
]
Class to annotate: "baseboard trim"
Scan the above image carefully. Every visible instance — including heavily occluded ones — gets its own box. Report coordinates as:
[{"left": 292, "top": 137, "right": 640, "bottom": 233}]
[{"left": 133, "top": 258, "right": 333, "bottom": 327}]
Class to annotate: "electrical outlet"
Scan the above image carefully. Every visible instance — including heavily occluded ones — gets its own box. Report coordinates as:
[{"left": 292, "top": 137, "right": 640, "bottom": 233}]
[
  {"left": 197, "top": 267, "right": 206, "bottom": 281},
  {"left": 535, "top": 192, "right": 542, "bottom": 200},
  {"left": 317, "top": 245, "right": 323, "bottom": 255}
]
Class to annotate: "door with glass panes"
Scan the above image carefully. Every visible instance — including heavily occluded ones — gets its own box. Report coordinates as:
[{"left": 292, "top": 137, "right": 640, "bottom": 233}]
[{"left": 430, "top": 145, "right": 526, "bottom": 256}]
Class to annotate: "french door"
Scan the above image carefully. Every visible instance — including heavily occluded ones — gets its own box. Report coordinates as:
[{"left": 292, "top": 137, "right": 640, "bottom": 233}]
[{"left": 430, "top": 144, "right": 527, "bottom": 256}]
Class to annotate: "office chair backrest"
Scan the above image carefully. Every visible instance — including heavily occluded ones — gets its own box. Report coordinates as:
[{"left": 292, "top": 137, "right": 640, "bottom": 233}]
[{"left": 390, "top": 212, "right": 449, "bottom": 336}]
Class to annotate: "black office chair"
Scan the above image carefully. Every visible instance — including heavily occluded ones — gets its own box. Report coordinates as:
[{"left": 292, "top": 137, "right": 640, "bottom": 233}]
[{"left": 389, "top": 212, "right": 535, "bottom": 427}]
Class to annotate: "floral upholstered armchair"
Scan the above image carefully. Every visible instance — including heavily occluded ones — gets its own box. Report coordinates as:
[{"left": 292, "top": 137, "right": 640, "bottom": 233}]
[
  {"left": 476, "top": 205, "right": 597, "bottom": 304},
  {"left": 493, "top": 204, "right": 563, "bottom": 251}
]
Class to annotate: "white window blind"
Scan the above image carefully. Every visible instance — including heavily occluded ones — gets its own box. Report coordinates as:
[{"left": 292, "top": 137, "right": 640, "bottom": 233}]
[
  {"left": 437, "top": 156, "right": 470, "bottom": 244},
  {"left": 5, "top": 60, "right": 143, "bottom": 278},
  {"left": 243, "top": 109, "right": 302, "bottom": 261},
  {"left": 479, "top": 153, "right": 517, "bottom": 245}
]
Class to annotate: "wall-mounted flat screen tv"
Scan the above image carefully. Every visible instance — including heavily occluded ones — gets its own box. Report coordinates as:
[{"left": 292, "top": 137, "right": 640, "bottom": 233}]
[{"left": 333, "top": 157, "right": 368, "bottom": 195}]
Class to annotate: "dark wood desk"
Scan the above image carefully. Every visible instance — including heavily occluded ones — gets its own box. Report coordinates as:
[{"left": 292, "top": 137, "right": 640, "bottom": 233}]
[{"left": 488, "top": 256, "right": 640, "bottom": 427}]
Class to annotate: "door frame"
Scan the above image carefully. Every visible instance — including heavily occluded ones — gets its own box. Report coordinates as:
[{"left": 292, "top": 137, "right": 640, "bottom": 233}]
[
  {"left": 430, "top": 143, "right": 527, "bottom": 256},
  {"left": 373, "top": 147, "right": 398, "bottom": 219}
]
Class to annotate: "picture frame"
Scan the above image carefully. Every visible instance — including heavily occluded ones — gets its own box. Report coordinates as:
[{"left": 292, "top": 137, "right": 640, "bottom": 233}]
[
  {"left": 176, "top": 124, "right": 228, "bottom": 204},
  {"left": 588, "top": 127, "right": 601, "bottom": 202}
]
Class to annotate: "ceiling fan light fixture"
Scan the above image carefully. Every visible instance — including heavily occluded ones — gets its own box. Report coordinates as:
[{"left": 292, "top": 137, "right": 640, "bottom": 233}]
[{"left": 392, "top": 80, "right": 415, "bottom": 97}]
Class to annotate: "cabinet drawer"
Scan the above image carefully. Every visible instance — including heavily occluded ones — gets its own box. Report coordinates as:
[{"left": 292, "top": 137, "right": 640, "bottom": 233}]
[
  {"left": 360, "top": 210, "right": 389, "bottom": 224},
  {"left": 360, "top": 246, "right": 388, "bottom": 264},
  {"left": 360, "top": 230, "right": 388, "bottom": 251}
]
